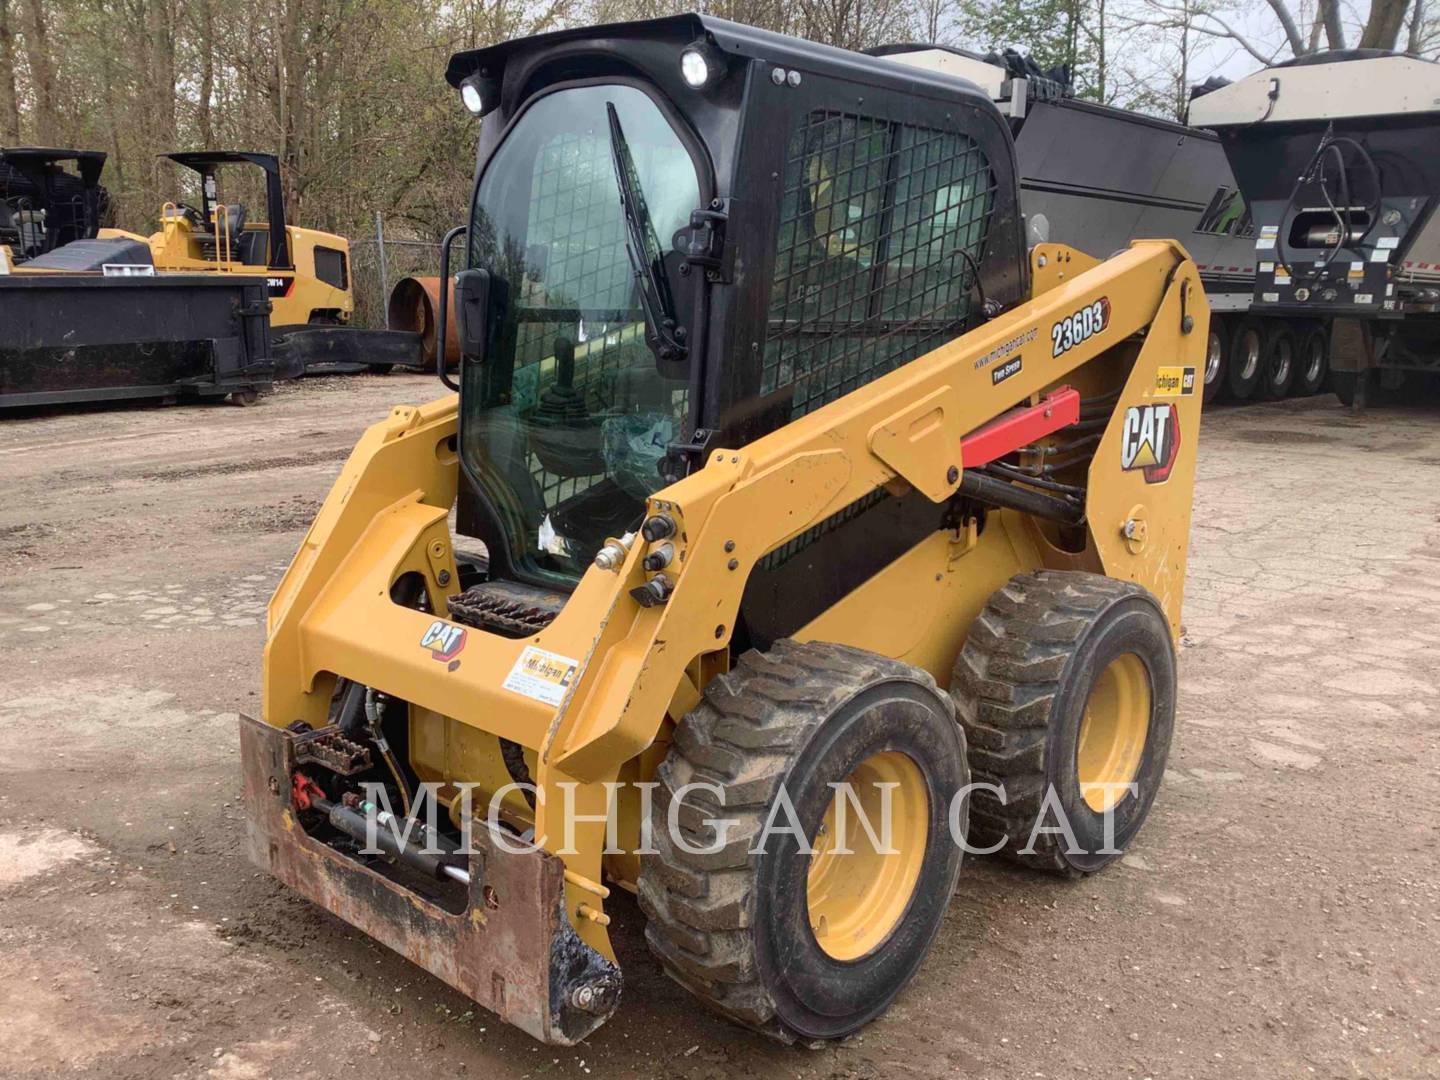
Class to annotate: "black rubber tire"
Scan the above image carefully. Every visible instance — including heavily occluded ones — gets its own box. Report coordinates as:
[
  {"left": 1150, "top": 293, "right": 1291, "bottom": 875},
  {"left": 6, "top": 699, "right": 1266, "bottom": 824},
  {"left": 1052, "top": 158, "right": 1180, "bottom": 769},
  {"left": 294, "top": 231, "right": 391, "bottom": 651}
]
[
  {"left": 638, "top": 639, "right": 968, "bottom": 1044},
  {"left": 1226, "top": 318, "right": 1265, "bottom": 401},
  {"left": 1202, "top": 315, "right": 1229, "bottom": 405},
  {"left": 1292, "top": 323, "right": 1329, "bottom": 396},
  {"left": 950, "top": 571, "right": 1176, "bottom": 876},
  {"left": 1258, "top": 324, "right": 1298, "bottom": 400}
]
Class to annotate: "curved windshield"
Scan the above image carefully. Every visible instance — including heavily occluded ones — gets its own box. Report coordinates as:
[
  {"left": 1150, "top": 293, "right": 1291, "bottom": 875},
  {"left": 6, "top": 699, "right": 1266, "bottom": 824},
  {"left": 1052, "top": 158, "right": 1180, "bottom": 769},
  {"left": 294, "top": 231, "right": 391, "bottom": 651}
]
[{"left": 462, "top": 84, "right": 700, "bottom": 586}]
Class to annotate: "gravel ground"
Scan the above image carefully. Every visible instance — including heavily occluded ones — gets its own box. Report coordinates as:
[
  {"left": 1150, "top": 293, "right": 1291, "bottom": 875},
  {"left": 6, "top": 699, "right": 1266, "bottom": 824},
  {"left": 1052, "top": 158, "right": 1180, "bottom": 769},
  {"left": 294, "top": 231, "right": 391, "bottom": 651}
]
[{"left": 1, "top": 375, "right": 1437, "bottom": 1079}]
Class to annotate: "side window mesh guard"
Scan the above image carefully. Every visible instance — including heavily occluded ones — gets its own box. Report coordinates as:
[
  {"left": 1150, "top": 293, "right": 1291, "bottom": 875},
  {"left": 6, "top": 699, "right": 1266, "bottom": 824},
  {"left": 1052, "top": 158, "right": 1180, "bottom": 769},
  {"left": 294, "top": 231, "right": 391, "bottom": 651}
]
[{"left": 762, "top": 110, "right": 997, "bottom": 418}]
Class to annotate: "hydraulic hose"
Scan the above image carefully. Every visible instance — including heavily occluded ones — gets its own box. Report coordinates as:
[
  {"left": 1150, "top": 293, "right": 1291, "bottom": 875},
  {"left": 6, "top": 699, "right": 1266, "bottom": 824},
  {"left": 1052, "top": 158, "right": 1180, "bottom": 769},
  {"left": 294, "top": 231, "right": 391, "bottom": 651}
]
[
  {"left": 309, "top": 790, "right": 469, "bottom": 885},
  {"left": 959, "top": 469, "right": 1085, "bottom": 526},
  {"left": 1278, "top": 126, "right": 1382, "bottom": 283},
  {"left": 365, "top": 688, "right": 414, "bottom": 819},
  {"left": 982, "top": 460, "right": 1086, "bottom": 498}
]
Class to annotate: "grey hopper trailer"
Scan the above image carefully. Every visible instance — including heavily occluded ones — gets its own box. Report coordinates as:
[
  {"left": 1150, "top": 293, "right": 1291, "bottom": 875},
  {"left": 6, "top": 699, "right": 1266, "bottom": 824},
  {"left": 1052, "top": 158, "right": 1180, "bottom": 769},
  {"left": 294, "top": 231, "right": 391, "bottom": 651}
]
[{"left": 1190, "top": 50, "right": 1440, "bottom": 407}]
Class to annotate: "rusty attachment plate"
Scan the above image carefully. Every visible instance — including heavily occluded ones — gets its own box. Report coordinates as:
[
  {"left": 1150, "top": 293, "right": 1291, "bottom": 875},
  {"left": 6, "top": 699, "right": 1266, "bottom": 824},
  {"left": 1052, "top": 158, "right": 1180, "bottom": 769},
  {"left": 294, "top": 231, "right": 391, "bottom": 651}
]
[{"left": 239, "top": 713, "right": 621, "bottom": 1045}]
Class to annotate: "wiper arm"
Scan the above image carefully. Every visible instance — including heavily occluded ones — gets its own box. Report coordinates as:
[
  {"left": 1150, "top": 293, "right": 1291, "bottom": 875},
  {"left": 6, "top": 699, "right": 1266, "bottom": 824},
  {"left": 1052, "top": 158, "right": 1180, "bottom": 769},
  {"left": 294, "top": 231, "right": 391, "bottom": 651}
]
[{"left": 606, "top": 102, "right": 688, "bottom": 362}]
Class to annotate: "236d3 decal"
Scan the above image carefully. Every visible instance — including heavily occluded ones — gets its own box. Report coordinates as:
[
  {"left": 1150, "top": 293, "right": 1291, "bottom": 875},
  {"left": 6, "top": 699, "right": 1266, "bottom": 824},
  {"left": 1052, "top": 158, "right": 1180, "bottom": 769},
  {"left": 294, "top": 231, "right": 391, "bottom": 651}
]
[
  {"left": 1120, "top": 403, "right": 1181, "bottom": 484},
  {"left": 1051, "top": 297, "right": 1110, "bottom": 357}
]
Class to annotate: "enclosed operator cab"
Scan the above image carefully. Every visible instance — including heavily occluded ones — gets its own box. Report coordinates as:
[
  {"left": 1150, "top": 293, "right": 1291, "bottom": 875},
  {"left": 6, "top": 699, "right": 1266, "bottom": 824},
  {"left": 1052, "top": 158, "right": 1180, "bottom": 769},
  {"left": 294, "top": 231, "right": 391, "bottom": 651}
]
[
  {"left": 0, "top": 147, "right": 108, "bottom": 262},
  {"left": 445, "top": 14, "right": 1027, "bottom": 627}
]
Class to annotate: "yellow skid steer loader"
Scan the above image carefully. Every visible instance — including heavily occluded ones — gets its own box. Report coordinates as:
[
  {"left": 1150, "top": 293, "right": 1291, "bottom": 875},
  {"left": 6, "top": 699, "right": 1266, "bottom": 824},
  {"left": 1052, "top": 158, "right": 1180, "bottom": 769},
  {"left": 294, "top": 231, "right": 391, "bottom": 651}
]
[{"left": 242, "top": 15, "right": 1206, "bottom": 1047}]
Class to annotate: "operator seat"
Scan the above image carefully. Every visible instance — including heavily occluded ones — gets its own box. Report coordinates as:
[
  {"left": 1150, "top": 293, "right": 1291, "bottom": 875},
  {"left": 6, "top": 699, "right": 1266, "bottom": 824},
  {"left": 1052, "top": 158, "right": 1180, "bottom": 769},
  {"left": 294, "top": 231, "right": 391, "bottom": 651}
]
[
  {"left": 236, "top": 227, "right": 268, "bottom": 266},
  {"left": 216, "top": 203, "right": 249, "bottom": 257}
]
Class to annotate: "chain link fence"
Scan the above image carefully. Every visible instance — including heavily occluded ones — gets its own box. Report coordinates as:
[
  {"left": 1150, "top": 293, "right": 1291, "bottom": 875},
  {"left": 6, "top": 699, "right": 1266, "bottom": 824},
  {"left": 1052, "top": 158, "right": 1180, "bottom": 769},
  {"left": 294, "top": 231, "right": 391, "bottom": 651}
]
[{"left": 348, "top": 218, "right": 446, "bottom": 329}]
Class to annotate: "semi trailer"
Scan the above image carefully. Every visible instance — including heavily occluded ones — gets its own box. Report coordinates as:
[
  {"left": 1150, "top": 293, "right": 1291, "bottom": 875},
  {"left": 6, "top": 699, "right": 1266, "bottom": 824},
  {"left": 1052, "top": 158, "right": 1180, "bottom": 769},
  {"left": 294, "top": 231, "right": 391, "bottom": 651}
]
[
  {"left": 1189, "top": 50, "right": 1440, "bottom": 407},
  {"left": 877, "top": 45, "right": 1440, "bottom": 406}
]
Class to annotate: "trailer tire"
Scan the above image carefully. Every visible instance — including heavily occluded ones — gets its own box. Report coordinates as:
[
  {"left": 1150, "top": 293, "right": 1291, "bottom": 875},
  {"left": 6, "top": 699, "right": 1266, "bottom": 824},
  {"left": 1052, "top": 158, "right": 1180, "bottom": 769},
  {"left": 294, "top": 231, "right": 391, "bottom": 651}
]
[
  {"left": 1202, "top": 316, "right": 1228, "bottom": 404},
  {"left": 638, "top": 639, "right": 968, "bottom": 1044},
  {"left": 1293, "top": 324, "right": 1330, "bottom": 396},
  {"left": 1226, "top": 318, "right": 1264, "bottom": 401},
  {"left": 1258, "top": 325, "right": 1297, "bottom": 400},
  {"left": 950, "top": 571, "right": 1176, "bottom": 876}
]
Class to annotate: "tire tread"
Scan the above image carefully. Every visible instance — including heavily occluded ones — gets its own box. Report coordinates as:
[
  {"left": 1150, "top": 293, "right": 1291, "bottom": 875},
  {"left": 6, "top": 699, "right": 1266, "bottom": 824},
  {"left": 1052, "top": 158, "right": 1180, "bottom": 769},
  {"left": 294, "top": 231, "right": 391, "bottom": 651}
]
[
  {"left": 638, "top": 639, "right": 947, "bottom": 1042},
  {"left": 950, "top": 570, "right": 1147, "bottom": 875}
]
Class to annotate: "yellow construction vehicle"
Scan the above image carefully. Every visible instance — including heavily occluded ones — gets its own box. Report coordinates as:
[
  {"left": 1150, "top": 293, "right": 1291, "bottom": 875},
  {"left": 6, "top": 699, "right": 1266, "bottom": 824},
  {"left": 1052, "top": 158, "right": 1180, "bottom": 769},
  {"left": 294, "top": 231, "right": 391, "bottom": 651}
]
[
  {"left": 242, "top": 15, "right": 1206, "bottom": 1047},
  {"left": 135, "top": 151, "right": 353, "bottom": 330}
]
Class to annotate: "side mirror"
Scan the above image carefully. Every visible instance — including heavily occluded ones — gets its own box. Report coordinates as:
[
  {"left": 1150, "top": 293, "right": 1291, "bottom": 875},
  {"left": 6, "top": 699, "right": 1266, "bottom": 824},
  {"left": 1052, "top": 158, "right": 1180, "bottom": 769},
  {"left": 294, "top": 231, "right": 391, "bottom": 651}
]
[
  {"left": 435, "top": 224, "right": 467, "bottom": 391},
  {"left": 454, "top": 268, "right": 493, "bottom": 362}
]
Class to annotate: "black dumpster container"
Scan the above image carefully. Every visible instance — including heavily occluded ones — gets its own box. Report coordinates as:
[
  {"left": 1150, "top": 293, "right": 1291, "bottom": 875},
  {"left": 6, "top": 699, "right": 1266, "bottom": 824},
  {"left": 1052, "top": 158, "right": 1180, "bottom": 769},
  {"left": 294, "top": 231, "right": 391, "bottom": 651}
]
[{"left": 0, "top": 272, "right": 290, "bottom": 409}]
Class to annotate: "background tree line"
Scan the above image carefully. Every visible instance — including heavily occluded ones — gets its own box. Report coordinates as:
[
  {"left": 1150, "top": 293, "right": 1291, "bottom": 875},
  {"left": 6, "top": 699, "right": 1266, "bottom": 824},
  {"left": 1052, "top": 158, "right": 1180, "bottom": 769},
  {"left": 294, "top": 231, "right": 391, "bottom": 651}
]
[{"left": 1, "top": 0, "right": 1435, "bottom": 246}]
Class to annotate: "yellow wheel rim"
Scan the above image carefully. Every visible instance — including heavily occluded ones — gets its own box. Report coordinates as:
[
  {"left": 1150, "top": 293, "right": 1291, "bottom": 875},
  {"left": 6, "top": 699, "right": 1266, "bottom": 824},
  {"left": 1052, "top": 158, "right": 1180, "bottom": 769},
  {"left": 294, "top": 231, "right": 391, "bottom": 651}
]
[
  {"left": 1076, "top": 653, "right": 1151, "bottom": 813},
  {"left": 805, "top": 751, "right": 928, "bottom": 962}
]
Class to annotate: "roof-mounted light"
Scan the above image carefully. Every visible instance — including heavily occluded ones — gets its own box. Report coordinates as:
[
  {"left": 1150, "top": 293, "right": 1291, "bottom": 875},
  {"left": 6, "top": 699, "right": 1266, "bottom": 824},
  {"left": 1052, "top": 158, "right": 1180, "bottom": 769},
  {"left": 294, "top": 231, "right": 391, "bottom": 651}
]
[
  {"left": 459, "top": 72, "right": 499, "bottom": 117},
  {"left": 680, "top": 41, "right": 723, "bottom": 89}
]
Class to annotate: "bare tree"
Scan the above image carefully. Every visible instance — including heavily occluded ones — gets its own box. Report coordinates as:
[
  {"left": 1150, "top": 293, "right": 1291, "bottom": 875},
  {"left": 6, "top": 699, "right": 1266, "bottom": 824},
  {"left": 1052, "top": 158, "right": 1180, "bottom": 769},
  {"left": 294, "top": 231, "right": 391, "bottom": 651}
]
[
  {"left": 0, "top": 0, "right": 19, "bottom": 142},
  {"left": 1359, "top": 0, "right": 1413, "bottom": 46},
  {"left": 918, "top": 0, "right": 961, "bottom": 42},
  {"left": 1318, "top": 0, "right": 1345, "bottom": 50},
  {"left": 193, "top": 0, "right": 215, "bottom": 146},
  {"left": 1127, "top": 0, "right": 1417, "bottom": 73},
  {"left": 810, "top": 0, "right": 909, "bottom": 49},
  {"left": 21, "top": 0, "right": 58, "bottom": 137}
]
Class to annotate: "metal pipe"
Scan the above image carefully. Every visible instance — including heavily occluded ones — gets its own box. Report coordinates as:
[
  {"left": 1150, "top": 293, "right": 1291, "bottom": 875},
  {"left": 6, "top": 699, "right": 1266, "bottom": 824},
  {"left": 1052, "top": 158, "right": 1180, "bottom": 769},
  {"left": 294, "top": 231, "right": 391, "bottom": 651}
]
[
  {"left": 374, "top": 211, "right": 389, "bottom": 319},
  {"left": 313, "top": 793, "right": 469, "bottom": 884},
  {"left": 959, "top": 470, "right": 1085, "bottom": 526}
]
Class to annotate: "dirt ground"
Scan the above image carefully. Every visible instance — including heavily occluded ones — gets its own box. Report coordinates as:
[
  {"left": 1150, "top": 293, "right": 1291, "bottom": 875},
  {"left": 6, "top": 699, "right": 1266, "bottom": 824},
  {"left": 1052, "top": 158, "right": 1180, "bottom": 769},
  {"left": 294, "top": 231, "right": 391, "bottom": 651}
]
[{"left": 1, "top": 374, "right": 1438, "bottom": 1080}]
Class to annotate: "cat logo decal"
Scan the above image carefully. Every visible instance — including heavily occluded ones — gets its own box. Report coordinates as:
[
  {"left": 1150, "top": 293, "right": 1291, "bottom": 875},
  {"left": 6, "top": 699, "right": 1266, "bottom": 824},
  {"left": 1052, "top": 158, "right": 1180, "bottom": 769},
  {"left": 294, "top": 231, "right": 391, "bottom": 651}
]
[
  {"left": 1120, "top": 404, "right": 1181, "bottom": 484},
  {"left": 419, "top": 619, "right": 467, "bottom": 664}
]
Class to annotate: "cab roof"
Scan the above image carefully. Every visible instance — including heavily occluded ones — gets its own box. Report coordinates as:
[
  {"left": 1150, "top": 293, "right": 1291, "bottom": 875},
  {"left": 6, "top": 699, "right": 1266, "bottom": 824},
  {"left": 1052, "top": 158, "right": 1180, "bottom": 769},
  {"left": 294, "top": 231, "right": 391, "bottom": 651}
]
[
  {"left": 164, "top": 151, "right": 280, "bottom": 176},
  {"left": 444, "top": 13, "right": 995, "bottom": 108},
  {"left": 2, "top": 147, "right": 107, "bottom": 184}
]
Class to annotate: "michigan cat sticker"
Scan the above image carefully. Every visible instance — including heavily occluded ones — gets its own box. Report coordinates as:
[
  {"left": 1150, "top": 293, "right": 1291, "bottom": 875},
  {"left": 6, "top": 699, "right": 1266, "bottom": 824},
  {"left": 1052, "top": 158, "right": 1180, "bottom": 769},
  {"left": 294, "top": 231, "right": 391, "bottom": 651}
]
[
  {"left": 1153, "top": 366, "right": 1196, "bottom": 397},
  {"left": 502, "top": 646, "right": 579, "bottom": 707},
  {"left": 1120, "top": 404, "right": 1181, "bottom": 484}
]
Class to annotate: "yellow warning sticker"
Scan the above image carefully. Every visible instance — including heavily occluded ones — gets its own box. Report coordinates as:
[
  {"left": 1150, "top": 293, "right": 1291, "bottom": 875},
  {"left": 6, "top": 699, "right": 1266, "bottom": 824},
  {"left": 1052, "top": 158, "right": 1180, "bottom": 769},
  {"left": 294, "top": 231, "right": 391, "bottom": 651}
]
[{"left": 502, "top": 645, "right": 579, "bottom": 707}]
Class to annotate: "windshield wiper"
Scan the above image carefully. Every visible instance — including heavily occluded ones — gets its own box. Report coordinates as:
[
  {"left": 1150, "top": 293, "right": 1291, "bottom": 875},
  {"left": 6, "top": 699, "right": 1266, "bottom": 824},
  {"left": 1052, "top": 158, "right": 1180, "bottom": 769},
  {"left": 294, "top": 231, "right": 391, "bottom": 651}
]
[{"left": 605, "top": 102, "right": 688, "bottom": 362}]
